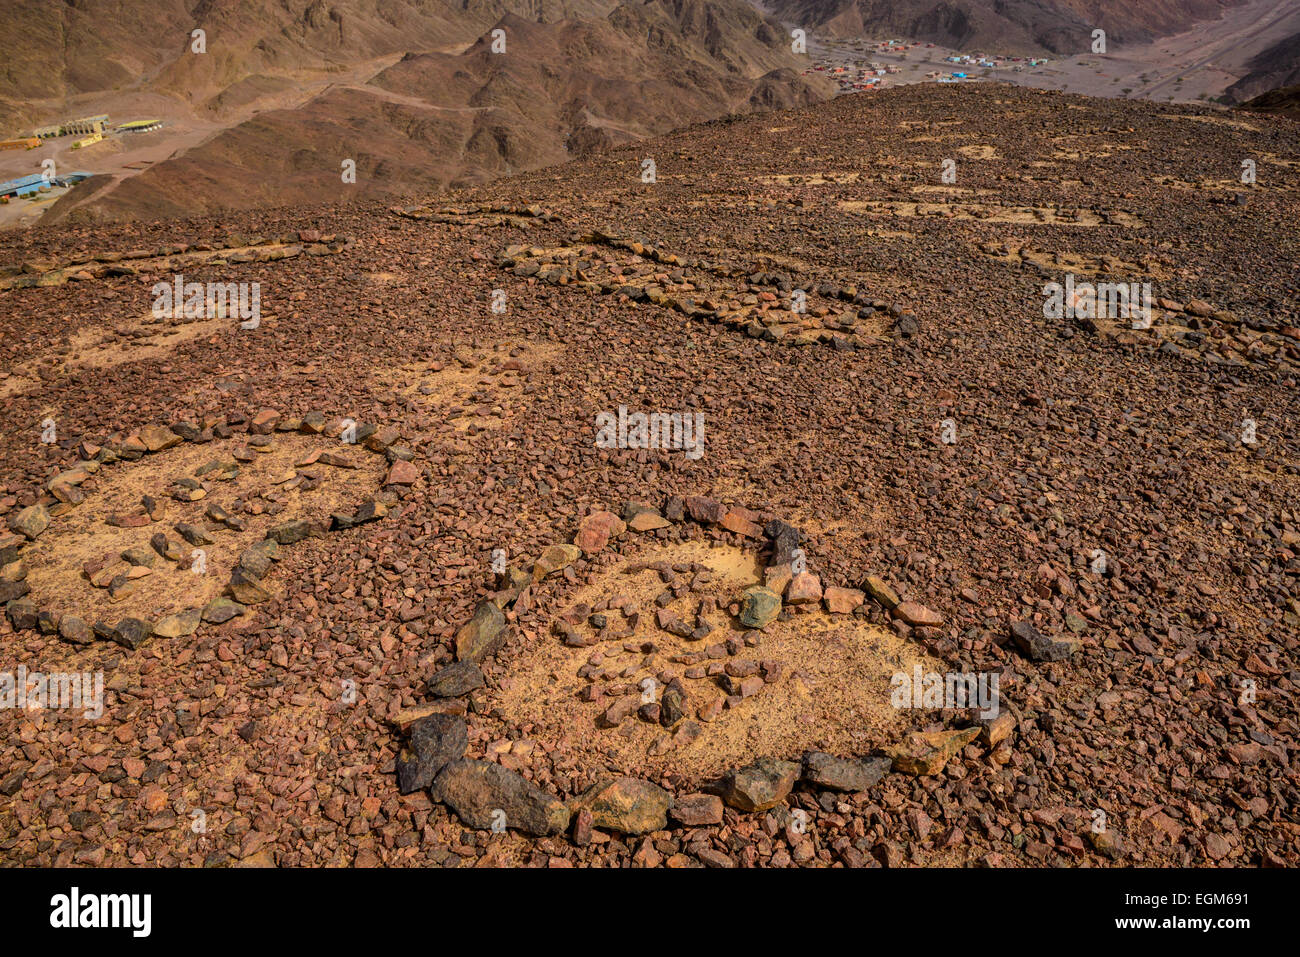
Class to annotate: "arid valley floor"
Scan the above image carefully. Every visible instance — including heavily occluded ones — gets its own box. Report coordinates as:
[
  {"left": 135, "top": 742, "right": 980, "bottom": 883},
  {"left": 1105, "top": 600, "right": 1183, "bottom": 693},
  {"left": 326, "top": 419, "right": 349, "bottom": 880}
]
[{"left": 0, "top": 83, "right": 1297, "bottom": 868}]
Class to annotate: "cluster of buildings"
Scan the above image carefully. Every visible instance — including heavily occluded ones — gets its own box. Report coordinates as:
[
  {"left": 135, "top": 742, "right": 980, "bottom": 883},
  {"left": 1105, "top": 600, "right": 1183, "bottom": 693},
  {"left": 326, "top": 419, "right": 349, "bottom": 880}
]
[
  {"left": 943, "top": 54, "right": 1051, "bottom": 69},
  {"left": 0, "top": 113, "right": 163, "bottom": 203},
  {"left": 809, "top": 61, "right": 904, "bottom": 92},
  {"left": 33, "top": 114, "right": 110, "bottom": 139},
  {"left": 923, "top": 53, "right": 1053, "bottom": 83},
  {"left": 875, "top": 39, "right": 933, "bottom": 53},
  {"left": 0, "top": 171, "right": 93, "bottom": 201},
  {"left": 4, "top": 114, "right": 163, "bottom": 153},
  {"left": 805, "top": 37, "right": 1058, "bottom": 95}
]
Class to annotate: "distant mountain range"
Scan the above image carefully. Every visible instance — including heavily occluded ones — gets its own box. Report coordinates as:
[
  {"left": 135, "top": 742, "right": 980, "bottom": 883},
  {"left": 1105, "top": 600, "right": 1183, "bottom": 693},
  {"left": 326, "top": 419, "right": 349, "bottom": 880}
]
[
  {"left": 3, "top": 0, "right": 1294, "bottom": 226},
  {"left": 762, "top": 0, "right": 1248, "bottom": 54}
]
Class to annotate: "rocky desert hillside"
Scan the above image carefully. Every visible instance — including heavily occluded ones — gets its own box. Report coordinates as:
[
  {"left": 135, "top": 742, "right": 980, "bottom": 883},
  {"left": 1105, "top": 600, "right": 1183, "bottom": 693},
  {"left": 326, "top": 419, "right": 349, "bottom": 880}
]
[{"left": 0, "top": 83, "right": 1296, "bottom": 869}]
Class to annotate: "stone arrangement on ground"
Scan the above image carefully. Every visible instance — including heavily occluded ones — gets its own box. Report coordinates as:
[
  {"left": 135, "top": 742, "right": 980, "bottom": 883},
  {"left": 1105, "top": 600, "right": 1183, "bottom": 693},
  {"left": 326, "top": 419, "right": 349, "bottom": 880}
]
[{"left": 0, "top": 84, "right": 1296, "bottom": 869}]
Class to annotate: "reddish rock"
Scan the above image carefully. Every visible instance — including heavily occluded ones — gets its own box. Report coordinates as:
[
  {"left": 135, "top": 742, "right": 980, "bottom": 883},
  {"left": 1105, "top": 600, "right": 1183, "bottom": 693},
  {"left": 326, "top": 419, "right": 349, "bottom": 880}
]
[
  {"left": 669, "top": 793, "right": 724, "bottom": 826},
  {"left": 574, "top": 510, "right": 627, "bottom": 555},
  {"left": 684, "top": 496, "right": 726, "bottom": 524},
  {"left": 628, "top": 511, "right": 671, "bottom": 532},
  {"left": 386, "top": 460, "right": 419, "bottom": 485},
  {"left": 823, "top": 585, "right": 864, "bottom": 614},
  {"left": 893, "top": 601, "right": 943, "bottom": 627},
  {"left": 785, "top": 572, "right": 823, "bottom": 604},
  {"left": 250, "top": 409, "right": 280, "bottom": 434},
  {"left": 719, "top": 508, "right": 763, "bottom": 538}
]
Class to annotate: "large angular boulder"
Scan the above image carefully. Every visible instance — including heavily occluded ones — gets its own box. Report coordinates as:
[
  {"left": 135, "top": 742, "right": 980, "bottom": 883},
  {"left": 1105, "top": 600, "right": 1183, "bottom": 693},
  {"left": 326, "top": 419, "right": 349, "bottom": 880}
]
[
  {"left": 894, "top": 601, "right": 943, "bottom": 627},
  {"left": 112, "top": 618, "right": 153, "bottom": 651},
  {"left": 669, "top": 793, "right": 724, "bottom": 827},
  {"left": 138, "top": 424, "right": 182, "bottom": 452},
  {"left": 5, "top": 599, "right": 37, "bottom": 631},
  {"left": 424, "top": 660, "right": 485, "bottom": 698},
  {"left": 738, "top": 586, "right": 781, "bottom": 628},
  {"left": 722, "top": 758, "right": 799, "bottom": 812},
  {"left": 432, "top": 760, "right": 569, "bottom": 836},
  {"left": 764, "top": 519, "right": 802, "bottom": 566},
  {"left": 862, "top": 575, "right": 900, "bottom": 609},
  {"left": 153, "top": 608, "right": 202, "bottom": 638},
  {"left": 785, "top": 572, "right": 823, "bottom": 604},
  {"left": 574, "top": 511, "right": 626, "bottom": 555},
  {"left": 228, "top": 567, "right": 270, "bottom": 605},
  {"left": 1010, "top": 621, "right": 1080, "bottom": 662},
  {"left": 801, "top": 751, "right": 891, "bottom": 792},
  {"left": 532, "top": 543, "right": 581, "bottom": 580},
  {"left": 265, "top": 520, "right": 313, "bottom": 545},
  {"left": 887, "top": 728, "right": 980, "bottom": 776},
  {"left": 8, "top": 504, "right": 50, "bottom": 541}
]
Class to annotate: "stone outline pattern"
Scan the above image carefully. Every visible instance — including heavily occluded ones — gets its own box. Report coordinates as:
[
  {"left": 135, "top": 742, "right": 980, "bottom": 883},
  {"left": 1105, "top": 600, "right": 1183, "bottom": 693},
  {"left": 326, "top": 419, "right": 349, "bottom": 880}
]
[
  {"left": 2, "top": 409, "right": 410, "bottom": 652},
  {"left": 403, "top": 494, "right": 1026, "bottom": 843},
  {"left": 389, "top": 203, "right": 918, "bottom": 349},
  {"left": 0, "top": 230, "right": 354, "bottom": 291},
  {"left": 498, "top": 229, "right": 918, "bottom": 350}
]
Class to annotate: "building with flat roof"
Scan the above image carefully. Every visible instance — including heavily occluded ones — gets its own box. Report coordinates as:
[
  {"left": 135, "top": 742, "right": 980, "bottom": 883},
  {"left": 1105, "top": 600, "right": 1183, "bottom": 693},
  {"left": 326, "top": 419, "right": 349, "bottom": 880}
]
[
  {"left": 61, "top": 115, "right": 108, "bottom": 136},
  {"left": 30, "top": 115, "right": 110, "bottom": 138},
  {"left": 0, "top": 171, "right": 92, "bottom": 198},
  {"left": 0, "top": 174, "right": 51, "bottom": 198}
]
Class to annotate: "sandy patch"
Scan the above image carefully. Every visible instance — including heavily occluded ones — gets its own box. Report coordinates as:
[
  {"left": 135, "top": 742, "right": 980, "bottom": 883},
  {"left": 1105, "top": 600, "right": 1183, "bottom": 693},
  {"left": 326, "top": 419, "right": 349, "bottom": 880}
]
[
  {"left": 494, "top": 541, "right": 939, "bottom": 782},
  {"left": 21, "top": 433, "right": 386, "bottom": 625},
  {"left": 371, "top": 340, "right": 564, "bottom": 433},
  {"left": 983, "top": 243, "right": 1170, "bottom": 279}
]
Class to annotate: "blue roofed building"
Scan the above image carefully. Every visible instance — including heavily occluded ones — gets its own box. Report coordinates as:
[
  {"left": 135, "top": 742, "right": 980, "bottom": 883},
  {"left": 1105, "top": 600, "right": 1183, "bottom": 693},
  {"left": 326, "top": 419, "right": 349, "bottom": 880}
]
[
  {"left": 0, "top": 171, "right": 93, "bottom": 199},
  {"left": 0, "top": 174, "right": 50, "bottom": 198}
]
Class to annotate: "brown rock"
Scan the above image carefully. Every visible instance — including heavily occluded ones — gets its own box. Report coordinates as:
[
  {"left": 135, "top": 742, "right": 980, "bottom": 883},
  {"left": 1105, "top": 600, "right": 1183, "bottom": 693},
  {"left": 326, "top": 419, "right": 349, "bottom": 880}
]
[
  {"left": 887, "top": 728, "right": 980, "bottom": 776},
  {"left": 669, "top": 793, "right": 724, "bottom": 827},
  {"left": 823, "top": 586, "right": 864, "bottom": 614},
  {"left": 722, "top": 758, "right": 799, "bottom": 812},
  {"left": 385, "top": 460, "right": 419, "bottom": 485},
  {"left": 785, "top": 572, "right": 823, "bottom": 604},
  {"left": 863, "top": 575, "right": 901, "bottom": 609},
  {"left": 894, "top": 601, "right": 943, "bottom": 627},
  {"left": 628, "top": 511, "right": 671, "bottom": 532}
]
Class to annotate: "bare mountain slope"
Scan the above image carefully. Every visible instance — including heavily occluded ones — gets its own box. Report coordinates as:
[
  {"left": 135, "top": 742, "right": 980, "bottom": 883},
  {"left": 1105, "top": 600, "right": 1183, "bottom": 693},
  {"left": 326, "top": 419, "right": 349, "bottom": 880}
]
[
  {"left": 0, "top": 0, "right": 615, "bottom": 129},
  {"left": 47, "top": 3, "right": 831, "bottom": 223},
  {"left": 1240, "top": 79, "right": 1300, "bottom": 115},
  {"left": 1224, "top": 28, "right": 1300, "bottom": 101},
  {"left": 762, "top": 0, "right": 1248, "bottom": 54}
]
